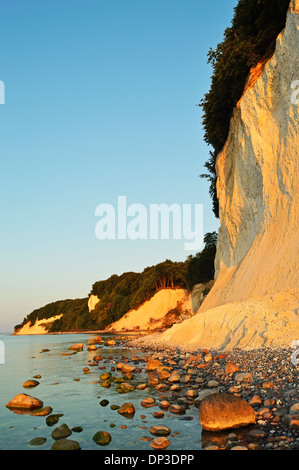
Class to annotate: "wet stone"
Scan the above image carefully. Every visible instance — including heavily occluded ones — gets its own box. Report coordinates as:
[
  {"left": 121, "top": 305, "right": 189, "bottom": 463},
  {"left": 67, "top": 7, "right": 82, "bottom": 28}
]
[
  {"left": 150, "top": 437, "right": 170, "bottom": 450},
  {"left": 51, "top": 438, "right": 81, "bottom": 450},
  {"left": 100, "top": 399, "right": 109, "bottom": 406},
  {"left": 149, "top": 425, "right": 171, "bottom": 436},
  {"left": 118, "top": 403, "right": 135, "bottom": 417},
  {"left": 72, "top": 426, "right": 83, "bottom": 433},
  {"left": 141, "top": 397, "right": 155, "bottom": 407},
  {"left": 31, "top": 406, "right": 53, "bottom": 416},
  {"left": 28, "top": 437, "right": 47, "bottom": 446},
  {"left": 46, "top": 414, "right": 63, "bottom": 426},
  {"left": 92, "top": 431, "right": 112, "bottom": 446},
  {"left": 51, "top": 423, "right": 72, "bottom": 440},
  {"left": 22, "top": 379, "right": 40, "bottom": 389}
]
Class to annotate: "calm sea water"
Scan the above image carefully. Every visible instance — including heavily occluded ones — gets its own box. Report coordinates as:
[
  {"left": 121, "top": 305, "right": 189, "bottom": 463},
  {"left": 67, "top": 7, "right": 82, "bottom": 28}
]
[{"left": 0, "top": 333, "right": 203, "bottom": 451}]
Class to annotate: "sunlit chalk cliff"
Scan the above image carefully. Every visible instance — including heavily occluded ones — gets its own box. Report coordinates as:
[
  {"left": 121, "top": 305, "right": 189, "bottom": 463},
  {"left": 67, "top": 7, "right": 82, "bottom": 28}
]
[
  {"left": 108, "top": 288, "right": 193, "bottom": 332},
  {"left": 88, "top": 295, "right": 100, "bottom": 312},
  {"left": 15, "top": 314, "right": 63, "bottom": 335},
  {"left": 203, "top": 0, "right": 299, "bottom": 309},
  {"left": 146, "top": 0, "right": 299, "bottom": 350}
]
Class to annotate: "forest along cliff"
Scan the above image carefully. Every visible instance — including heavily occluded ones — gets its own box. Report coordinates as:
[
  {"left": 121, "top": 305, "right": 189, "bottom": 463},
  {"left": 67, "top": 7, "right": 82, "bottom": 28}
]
[{"left": 150, "top": 0, "right": 299, "bottom": 351}]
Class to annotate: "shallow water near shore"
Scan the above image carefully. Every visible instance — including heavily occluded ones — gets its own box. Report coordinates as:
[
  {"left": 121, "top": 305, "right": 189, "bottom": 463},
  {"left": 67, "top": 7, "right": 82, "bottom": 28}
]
[{"left": 0, "top": 332, "right": 203, "bottom": 451}]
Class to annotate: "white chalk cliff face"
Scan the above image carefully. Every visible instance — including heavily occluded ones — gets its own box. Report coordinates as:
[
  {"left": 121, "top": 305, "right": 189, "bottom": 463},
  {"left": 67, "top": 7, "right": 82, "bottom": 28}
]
[
  {"left": 15, "top": 314, "right": 63, "bottom": 335},
  {"left": 154, "top": 1, "right": 299, "bottom": 350},
  {"left": 200, "top": 0, "right": 299, "bottom": 311},
  {"left": 108, "top": 288, "right": 192, "bottom": 332},
  {"left": 88, "top": 294, "right": 100, "bottom": 312}
]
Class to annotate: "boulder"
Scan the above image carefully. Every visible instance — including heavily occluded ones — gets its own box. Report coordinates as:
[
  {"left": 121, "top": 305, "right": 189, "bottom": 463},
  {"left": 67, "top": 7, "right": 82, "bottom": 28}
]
[
  {"left": 145, "top": 358, "right": 163, "bottom": 371},
  {"left": 199, "top": 393, "right": 256, "bottom": 431},
  {"left": 225, "top": 362, "right": 240, "bottom": 374},
  {"left": 167, "top": 370, "right": 181, "bottom": 383},
  {"left": 235, "top": 372, "right": 252, "bottom": 382},
  {"left": 121, "top": 364, "right": 136, "bottom": 373},
  {"left": 283, "top": 414, "right": 299, "bottom": 430},
  {"left": 169, "top": 404, "right": 185, "bottom": 414},
  {"left": 141, "top": 397, "right": 156, "bottom": 407},
  {"left": 149, "top": 425, "right": 171, "bottom": 436},
  {"left": 22, "top": 379, "right": 39, "bottom": 388},
  {"left": 51, "top": 423, "right": 72, "bottom": 440},
  {"left": 93, "top": 335, "right": 102, "bottom": 342},
  {"left": 28, "top": 437, "right": 47, "bottom": 446},
  {"left": 68, "top": 343, "right": 84, "bottom": 351},
  {"left": 249, "top": 395, "right": 262, "bottom": 408},
  {"left": 289, "top": 403, "right": 299, "bottom": 414},
  {"left": 93, "top": 355, "right": 103, "bottom": 361},
  {"left": 92, "top": 431, "right": 112, "bottom": 446},
  {"left": 6, "top": 393, "right": 43, "bottom": 410},
  {"left": 100, "top": 372, "right": 111, "bottom": 381},
  {"left": 157, "top": 368, "right": 171, "bottom": 380},
  {"left": 150, "top": 437, "right": 170, "bottom": 450},
  {"left": 118, "top": 382, "right": 135, "bottom": 393},
  {"left": 51, "top": 438, "right": 81, "bottom": 450},
  {"left": 46, "top": 413, "right": 63, "bottom": 426},
  {"left": 31, "top": 406, "right": 53, "bottom": 416},
  {"left": 117, "top": 403, "right": 135, "bottom": 417}
]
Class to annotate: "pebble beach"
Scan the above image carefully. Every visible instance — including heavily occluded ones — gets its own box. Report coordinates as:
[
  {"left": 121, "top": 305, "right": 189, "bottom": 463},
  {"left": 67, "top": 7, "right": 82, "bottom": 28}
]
[
  {"left": 129, "top": 337, "right": 299, "bottom": 450},
  {"left": 3, "top": 333, "right": 299, "bottom": 451}
]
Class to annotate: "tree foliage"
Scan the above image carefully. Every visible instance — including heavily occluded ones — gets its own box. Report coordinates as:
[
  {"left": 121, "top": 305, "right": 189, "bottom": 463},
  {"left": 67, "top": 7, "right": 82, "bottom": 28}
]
[
  {"left": 186, "top": 232, "right": 217, "bottom": 289},
  {"left": 16, "top": 298, "right": 92, "bottom": 333},
  {"left": 200, "top": 0, "right": 290, "bottom": 217},
  {"left": 90, "top": 259, "right": 189, "bottom": 329}
]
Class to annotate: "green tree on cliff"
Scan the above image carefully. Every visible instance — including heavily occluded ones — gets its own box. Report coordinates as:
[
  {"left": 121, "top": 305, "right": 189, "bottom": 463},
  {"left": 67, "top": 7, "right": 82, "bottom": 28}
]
[
  {"left": 186, "top": 231, "right": 217, "bottom": 289},
  {"left": 200, "top": 0, "right": 290, "bottom": 218}
]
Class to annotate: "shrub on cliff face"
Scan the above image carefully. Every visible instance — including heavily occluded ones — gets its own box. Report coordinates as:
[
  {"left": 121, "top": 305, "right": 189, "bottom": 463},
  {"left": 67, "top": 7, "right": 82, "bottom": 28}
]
[
  {"left": 186, "top": 232, "right": 217, "bottom": 289},
  {"left": 200, "top": 0, "right": 290, "bottom": 218}
]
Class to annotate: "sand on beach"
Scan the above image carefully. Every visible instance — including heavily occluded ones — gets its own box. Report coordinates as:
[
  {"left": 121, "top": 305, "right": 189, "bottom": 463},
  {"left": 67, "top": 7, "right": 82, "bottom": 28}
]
[{"left": 132, "top": 289, "right": 299, "bottom": 352}]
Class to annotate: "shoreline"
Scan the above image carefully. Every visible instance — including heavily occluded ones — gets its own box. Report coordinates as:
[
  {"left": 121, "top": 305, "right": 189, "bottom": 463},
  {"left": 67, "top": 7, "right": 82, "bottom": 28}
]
[
  {"left": 12, "top": 329, "right": 158, "bottom": 337},
  {"left": 3, "top": 330, "right": 299, "bottom": 450}
]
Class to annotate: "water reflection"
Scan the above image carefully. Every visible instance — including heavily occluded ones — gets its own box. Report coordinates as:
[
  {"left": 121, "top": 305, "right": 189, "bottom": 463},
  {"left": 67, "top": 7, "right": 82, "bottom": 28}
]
[{"left": 0, "top": 332, "right": 203, "bottom": 450}]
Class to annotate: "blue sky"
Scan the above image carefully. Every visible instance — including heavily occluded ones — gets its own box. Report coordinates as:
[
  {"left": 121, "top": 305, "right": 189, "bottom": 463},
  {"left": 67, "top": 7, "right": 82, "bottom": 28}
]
[{"left": 0, "top": 0, "right": 237, "bottom": 332}]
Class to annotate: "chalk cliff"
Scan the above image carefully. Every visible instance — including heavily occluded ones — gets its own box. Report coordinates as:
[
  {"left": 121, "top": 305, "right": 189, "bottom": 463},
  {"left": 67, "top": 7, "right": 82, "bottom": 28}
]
[
  {"left": 201, "top": 0, "right": 299, "bottom": 310},
  {"left": 88, "top": 294, "right": 100, "bottom": 312},
  {"left": 151, "top": 0, "right": 299, "bottom": 350},
  {"left": 15, "top": 314, "right": 63, "bottom": 335},
  {"left": 108, "top": 288, "right": 193, "bottom": 332}
]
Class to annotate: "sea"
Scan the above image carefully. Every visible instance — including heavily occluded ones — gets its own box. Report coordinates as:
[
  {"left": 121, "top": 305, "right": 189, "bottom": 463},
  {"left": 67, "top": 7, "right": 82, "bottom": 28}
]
[{"left": 0, "top": 332, "right": 203, "bottom": 451}]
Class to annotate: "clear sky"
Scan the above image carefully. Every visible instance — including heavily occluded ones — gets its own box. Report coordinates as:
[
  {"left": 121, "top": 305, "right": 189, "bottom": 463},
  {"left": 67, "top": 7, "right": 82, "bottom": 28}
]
[{"left": 0, "top": 0, "right": 237, "bottom": 332}]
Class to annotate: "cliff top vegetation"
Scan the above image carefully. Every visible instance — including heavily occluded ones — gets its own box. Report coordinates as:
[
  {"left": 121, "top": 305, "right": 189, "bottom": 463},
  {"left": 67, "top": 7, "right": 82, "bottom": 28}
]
[
  {"left": 15, "top": 232, "right": 217, "bottom": 332},
  {"left": 200, "top": 0, "right": 290, "bottom": 217}
]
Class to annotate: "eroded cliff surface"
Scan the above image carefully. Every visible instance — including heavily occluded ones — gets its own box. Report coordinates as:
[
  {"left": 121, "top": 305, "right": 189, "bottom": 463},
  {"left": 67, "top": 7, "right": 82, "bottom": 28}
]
[
  {"left": 200, "top": 0, "right": 299, "bottom": 312},
  {"left": 153, "top": 1, "right": 299, "bottom": 350}
]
